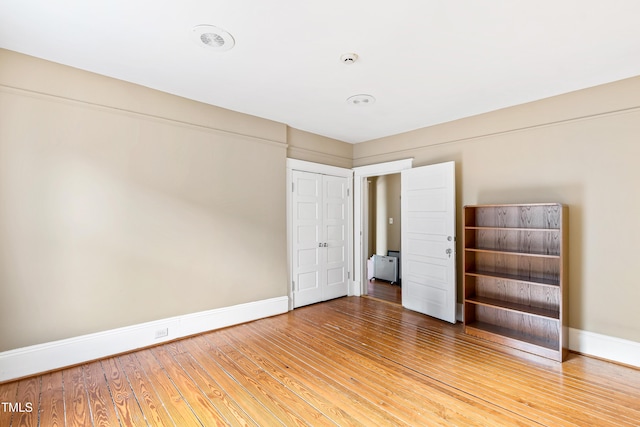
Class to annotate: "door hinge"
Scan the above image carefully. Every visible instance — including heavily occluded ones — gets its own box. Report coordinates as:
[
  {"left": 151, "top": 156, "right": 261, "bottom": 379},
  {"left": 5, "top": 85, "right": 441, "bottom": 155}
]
[
  {"left": 348, "top": 272, "right": 350, "bottom": 279},
  {"left": 292, "top": 182, "right": 295, "bottom": 192},
  {"left": 347, "top": 188, "right": 350, "bottom": 197},
  {"left": 292, "top": 280, "right": 295, "bottom": 291}
]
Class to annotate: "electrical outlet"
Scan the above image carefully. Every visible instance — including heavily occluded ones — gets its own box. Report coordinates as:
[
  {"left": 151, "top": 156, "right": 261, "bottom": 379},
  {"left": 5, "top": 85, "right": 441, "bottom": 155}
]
[{"left": 154, "top": 328, "right": 168, "bottom": 339}]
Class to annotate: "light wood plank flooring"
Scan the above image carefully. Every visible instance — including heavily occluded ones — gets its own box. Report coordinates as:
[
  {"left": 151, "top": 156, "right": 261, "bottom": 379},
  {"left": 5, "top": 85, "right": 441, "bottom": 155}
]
[
  {"left": 366, "top": 279, "right": 402, "bottom": 304},
  {"left": 1, "top": 296, "right": 639, "bottom": 426}
]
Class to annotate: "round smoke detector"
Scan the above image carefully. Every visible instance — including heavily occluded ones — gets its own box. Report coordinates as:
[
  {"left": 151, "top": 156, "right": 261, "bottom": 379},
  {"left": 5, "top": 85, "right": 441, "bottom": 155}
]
[
  {"left": 347, "top": 94, "right": 376, "bottom": 106},
  {"left": 192, "top": 25, "right": 235, "bottom": 51},
  {"left": 340, "top": 53, "right": 359, "bottom": 64}
]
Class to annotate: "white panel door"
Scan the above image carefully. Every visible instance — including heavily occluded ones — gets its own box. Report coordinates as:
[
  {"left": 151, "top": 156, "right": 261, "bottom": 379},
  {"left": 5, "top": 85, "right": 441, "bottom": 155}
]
[
  {"left": 292, "top": 171, "right": 349, "bottom": 308},
  {"left": 322, "top": 175, "right": 349, "bottom": 301},
  {"left": 292, "top": 171, "right": 323, "bottom": 307},
  {"left": 401, "top": 161, "right": 456, "bottom": 323}
]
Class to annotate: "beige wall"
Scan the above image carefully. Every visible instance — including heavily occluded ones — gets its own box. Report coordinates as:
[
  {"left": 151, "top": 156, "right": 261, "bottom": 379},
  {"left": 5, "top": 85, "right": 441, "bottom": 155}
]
[
  {"left": 354, "top": 76, "right": 640, "bottom": 343},
  {"left": 367, "top": 177, "right": 377, "bottom": 258},
  {"left": 2, "top": 47, "right": 639, "bottom": 354},
  {"left": 385, "top": 174, "right": 401, "bottom": 253},
  {"left": 370, "top": 174, "right": 401, "bottom": 256},
  {"left": 287, "top": 127, "right": 353, "bottom": 169},
  {"left": 0, "top": 50, "right": 289, "bottom": 351}
]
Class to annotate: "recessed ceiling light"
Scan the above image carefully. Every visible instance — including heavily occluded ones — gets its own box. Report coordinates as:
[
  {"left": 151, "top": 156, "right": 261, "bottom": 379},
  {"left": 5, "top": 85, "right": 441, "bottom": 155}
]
[
  {"left": 192, "top": 25, "right": 235, "bottom": 51},
  {"left": 347, "top": 94, "right": 376, "bottom": 106}
]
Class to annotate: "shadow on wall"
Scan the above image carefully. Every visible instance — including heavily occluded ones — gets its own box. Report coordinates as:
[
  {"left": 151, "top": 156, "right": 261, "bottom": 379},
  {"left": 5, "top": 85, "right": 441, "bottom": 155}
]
[{"left": 476, "top": 185, "right": 584, "bottom": 330}]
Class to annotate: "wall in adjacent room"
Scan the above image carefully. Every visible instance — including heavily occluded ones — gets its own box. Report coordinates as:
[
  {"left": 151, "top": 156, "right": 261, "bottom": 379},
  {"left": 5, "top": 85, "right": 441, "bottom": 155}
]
[
  {"left": 353, "top": 76, "right": 640, "bottom": 343},
  {"left": 384, "top": 173, "right": 401, "bottom": 253},
  {"left": 371, "top": 174, "right": 401, "bottom": 256}
]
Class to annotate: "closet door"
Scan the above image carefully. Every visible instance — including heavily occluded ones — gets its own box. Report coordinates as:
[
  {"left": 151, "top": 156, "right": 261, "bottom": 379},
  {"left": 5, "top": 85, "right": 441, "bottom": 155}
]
[
  {"left": 322, "top": 175, "right": 349, "bottom": 301},
  {"left": 291, "top": 171, "right": 349, "bottom": 308},
  {"left": 292, "top": 171, "right": 324, "bottom": 307}
]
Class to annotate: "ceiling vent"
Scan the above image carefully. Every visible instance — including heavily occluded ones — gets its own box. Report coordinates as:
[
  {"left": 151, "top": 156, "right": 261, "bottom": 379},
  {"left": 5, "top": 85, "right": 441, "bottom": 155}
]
[{"left": 192, "top": 25, "right": 235, "bottom": 51}]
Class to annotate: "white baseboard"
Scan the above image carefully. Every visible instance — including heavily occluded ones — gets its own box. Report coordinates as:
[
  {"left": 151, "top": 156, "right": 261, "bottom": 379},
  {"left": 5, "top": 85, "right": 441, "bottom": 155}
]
[
  {"left": 455, "top": 307, "right": 638, "bottom": 367},
  {"left": 457, "top": 307, "right": 639, "bottom": 367},
  {"left": 569, "top": 328, "right": 640, "bottom": 367},
  {"left": 0, "top": 296, "right": 289, "bottom": 382},
  {"left": 2, "top": 299, "right": 637, "bottom": 383}
]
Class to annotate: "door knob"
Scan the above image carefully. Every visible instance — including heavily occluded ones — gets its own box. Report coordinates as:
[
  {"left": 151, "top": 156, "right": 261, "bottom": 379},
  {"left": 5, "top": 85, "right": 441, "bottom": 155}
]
[{"left": 446, "top": 248, "right": 452, "bottom": 258}]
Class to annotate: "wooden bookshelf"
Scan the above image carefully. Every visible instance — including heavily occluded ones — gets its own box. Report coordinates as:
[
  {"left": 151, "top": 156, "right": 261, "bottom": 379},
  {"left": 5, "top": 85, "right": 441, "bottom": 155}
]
[{"left": 463, "top": 203, "right": 568, "bottom": 361}]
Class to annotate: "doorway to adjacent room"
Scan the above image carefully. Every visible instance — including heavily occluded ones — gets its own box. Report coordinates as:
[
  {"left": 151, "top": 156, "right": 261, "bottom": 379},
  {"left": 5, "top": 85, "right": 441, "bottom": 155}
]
[{"left": 365, "top": 173, "right": 402, "bottom": 304}]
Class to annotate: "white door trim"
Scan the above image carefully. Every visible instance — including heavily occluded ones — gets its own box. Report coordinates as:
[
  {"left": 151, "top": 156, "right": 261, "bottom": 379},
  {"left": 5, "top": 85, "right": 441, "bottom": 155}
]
[
  {"left": 286, "top": 159, "right": 353, "bottom": 310},
  {"left": 352, "top": 159, "right": 413, "bottom": 296},
  {"left": 287, "top": 159, "right": 353, "bottom": 177}
]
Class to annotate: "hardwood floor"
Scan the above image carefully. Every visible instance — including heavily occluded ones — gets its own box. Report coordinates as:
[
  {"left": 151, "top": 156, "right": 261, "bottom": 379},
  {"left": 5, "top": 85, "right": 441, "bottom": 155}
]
[
  {"left": 366, "top": 279, "right": 401, "bottom": 304},
  {"left": 2, "top": 297, "right": 639, "bottom": 426}
]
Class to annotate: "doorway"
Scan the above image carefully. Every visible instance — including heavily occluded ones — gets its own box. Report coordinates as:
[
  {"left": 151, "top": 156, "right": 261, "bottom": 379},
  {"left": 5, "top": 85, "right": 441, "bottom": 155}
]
[
  {"left": 354, "top": 159, "right": 457, "bottom": 324},
  {"left": 353, "top": 158, "right": 413, "bottom": 300},
  {"left": 366, "top": 174, "right": 402, "bottom": 304}
]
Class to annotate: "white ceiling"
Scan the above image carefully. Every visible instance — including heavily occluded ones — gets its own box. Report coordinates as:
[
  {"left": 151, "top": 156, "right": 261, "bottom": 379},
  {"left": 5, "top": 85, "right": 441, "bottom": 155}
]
[{"left": 2, "top": 1, "right": 640, "bottom": 144}]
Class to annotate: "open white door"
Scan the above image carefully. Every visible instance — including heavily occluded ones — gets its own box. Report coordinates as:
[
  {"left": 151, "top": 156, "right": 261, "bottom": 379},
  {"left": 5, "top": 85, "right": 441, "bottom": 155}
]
[{"left": 401, "top": 161, "right": 456, "bottom": 323}]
